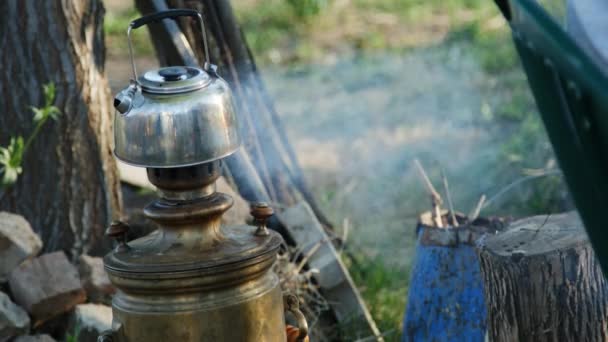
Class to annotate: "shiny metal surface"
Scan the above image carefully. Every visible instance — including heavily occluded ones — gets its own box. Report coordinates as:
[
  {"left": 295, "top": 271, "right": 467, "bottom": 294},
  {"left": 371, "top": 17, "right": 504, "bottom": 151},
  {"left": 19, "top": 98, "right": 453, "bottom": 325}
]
[
  {"left": 114, "top": 75, "right": 240, "bottom": 168},
  {"left": 139, "top": 66, "right": 211, "bottom": 94}
]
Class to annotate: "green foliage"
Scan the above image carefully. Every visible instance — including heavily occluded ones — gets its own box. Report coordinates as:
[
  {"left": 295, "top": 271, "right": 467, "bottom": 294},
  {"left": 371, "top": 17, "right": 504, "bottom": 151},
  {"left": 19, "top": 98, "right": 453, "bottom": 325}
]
[
  {"left": 0, "top": 83, "right": 62, "bottom": 188},
  {"left": 0, "top": 137, "right": 24, "bottom": 186},
  {"left": 104, "top": 7, "right": 153, "bottom": 56},
  {"left": 347, "top": 254, "right": 409, "bottom": 341},
  {"left": 32, "top": 84, "right": 61, "bottom": 123},
  {"left": 286, "top": 0, "right": 327, "bottom": 18},
  {"left": 233, "top": 0, "right": 302, "bottom": 63}
]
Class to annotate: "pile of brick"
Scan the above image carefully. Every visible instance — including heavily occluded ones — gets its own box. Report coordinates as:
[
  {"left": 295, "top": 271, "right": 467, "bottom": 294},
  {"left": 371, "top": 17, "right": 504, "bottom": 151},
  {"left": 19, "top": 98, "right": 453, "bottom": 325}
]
[{"left": 0, "top": 212, "right": 115, "bottom": 342}]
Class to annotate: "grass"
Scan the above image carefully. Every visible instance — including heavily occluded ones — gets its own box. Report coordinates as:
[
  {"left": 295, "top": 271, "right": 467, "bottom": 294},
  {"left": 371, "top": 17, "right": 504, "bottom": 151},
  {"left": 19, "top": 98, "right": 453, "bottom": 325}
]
[
  {"left": 346, "top": 255, "right": 409, "bottom": 341},
  {"left": 233, "top": 0, "right": 501, "bottom": 64}
]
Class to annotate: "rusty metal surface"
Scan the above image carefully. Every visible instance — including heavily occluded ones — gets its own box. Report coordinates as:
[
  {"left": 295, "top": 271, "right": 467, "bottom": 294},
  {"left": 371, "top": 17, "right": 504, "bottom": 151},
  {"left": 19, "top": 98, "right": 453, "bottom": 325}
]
[
  {"left": 105, "top": 194, "right": 282, "bottom": 280},
  {"left": 111, "top": 272, "right": 286, "bottom": 341},
  {"left": 103, "top": 163, "right": 287, "bottom": 341}
]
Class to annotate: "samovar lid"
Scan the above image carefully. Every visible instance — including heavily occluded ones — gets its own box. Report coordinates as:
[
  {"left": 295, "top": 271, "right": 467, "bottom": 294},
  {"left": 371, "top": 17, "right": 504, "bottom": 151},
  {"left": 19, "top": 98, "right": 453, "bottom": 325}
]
[
  {"left": 103, "top": 192, "right": 283, "bottom": 291},
  {"left": 104, "top": 225, "right": 282, "bottom": 292},
  {"left": 104, "top": 225, "right": 281, "bottom": 274},
  {"left": 138, "top": 66, "right": 211, "bottom": 94}
]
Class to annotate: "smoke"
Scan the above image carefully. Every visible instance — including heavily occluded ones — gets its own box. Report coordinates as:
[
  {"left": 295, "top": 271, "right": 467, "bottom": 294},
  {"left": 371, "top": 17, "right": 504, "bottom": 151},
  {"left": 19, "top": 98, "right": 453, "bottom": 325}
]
[
  {"left": 261, "top": 44, "right": 569, "bottom": 266},
  {"left": 104, "top": 18, "right": 570, "bottom": 267}
]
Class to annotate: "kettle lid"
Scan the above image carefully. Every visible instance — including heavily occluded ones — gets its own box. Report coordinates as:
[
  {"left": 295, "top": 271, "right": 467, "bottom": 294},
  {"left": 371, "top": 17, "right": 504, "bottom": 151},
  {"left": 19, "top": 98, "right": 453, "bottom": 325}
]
[{"left": 139, "top": 66, "right": 211, "bottom": 94}]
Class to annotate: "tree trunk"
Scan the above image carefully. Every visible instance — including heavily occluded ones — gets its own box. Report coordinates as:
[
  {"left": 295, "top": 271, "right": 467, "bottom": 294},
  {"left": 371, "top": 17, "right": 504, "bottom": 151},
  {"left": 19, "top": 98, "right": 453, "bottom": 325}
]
[
  {"left": 478, "top": 212, "right": 608, "bottom": 341},
  {"left": 0, "top": 0, "right": 122, "bottom": 257}
]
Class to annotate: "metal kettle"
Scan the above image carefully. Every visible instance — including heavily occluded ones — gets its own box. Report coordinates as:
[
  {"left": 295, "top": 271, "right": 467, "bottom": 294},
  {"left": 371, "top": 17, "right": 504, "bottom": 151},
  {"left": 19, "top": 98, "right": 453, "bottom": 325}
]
[
  {"left": 112, "top": 10, "right": 240, "bottom": 168},
  {"left": 100, "top": 9, "right": 308, "bottom": 342}
]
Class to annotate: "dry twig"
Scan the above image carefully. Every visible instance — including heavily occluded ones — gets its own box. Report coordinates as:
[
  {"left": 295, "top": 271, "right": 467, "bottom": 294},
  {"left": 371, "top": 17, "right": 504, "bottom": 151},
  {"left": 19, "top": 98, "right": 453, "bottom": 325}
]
[
  {"left": 469, "top": 194, "right": 486, "bottom": 221},
  {"left": 413, "top": 159, "right": 443, "bottom": 227},
  {"left": 441, "top": 168, "right": 458, "bottom": 227}
]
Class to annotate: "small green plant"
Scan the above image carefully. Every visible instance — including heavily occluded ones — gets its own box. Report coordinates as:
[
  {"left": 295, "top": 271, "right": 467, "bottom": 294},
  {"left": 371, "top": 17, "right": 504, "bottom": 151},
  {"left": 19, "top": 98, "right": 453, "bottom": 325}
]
[{"left": 0, "top": 83, "right": 61, "bottom": 187}]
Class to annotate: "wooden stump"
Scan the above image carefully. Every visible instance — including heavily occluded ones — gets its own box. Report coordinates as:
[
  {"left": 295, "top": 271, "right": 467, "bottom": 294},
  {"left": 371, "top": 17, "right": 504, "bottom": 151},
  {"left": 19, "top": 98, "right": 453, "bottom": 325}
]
[{"left": 478, "top": 212, "right": 608, "bottom": 341}]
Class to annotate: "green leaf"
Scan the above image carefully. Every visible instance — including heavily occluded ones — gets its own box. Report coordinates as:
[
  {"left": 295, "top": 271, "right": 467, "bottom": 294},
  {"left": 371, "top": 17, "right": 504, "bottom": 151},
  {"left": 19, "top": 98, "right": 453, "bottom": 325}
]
[
  {"left": 47, "top": 106, "right": 61, "bottom": 120},
  {"left": 0, "top": 136, "right": 25, "bottom": 186},
  {"left": 1, "top": 164, "right": 21, "bottom": 186},
  {"left": 43, "top": 82, "right": 56, "bottom": 107},
  {"left": 2, "top": 83, "right": 62, "bottom": 188},
  {"left": 31, "top": 106, "right": 45, "bottom": 123}
]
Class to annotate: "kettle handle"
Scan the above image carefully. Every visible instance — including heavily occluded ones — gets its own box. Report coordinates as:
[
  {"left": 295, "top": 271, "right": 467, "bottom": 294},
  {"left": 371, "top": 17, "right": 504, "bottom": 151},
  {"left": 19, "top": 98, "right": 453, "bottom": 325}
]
[{"left": 126, "top": 9, "right": 211, "bottom": 82}]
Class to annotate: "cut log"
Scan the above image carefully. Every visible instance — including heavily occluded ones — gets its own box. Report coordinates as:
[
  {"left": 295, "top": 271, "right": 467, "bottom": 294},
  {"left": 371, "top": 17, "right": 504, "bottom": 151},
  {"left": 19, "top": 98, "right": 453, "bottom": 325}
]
[{"left": 477, "top": 211, "right": 608, "bottom": 341}]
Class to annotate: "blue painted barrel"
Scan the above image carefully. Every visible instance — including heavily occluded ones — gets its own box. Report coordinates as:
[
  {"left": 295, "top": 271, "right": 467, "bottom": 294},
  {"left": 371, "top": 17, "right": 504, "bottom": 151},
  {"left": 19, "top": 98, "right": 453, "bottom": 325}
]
[{"left": 402, "top": 223, "right": 487, "bottom": 342}]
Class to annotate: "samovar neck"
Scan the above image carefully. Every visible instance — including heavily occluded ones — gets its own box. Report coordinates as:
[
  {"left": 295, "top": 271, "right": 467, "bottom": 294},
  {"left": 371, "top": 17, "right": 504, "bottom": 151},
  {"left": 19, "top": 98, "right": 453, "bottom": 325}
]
[{"left": 146, "top": 160, "right": 222, "bottom": 200}]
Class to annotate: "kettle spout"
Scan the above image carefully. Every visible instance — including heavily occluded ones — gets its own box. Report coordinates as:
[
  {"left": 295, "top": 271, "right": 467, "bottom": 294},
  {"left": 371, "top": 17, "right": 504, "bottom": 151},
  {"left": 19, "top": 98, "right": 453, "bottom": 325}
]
[{"left": 114, "top": 83, "right": 139, "bottom": 114}]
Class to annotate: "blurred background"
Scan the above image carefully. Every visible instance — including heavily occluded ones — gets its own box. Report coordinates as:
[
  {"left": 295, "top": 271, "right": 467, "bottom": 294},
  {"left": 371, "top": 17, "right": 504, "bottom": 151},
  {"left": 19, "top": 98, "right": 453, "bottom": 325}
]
[{"left": 104, "top": 0, "right": 572, "bottom": 339}]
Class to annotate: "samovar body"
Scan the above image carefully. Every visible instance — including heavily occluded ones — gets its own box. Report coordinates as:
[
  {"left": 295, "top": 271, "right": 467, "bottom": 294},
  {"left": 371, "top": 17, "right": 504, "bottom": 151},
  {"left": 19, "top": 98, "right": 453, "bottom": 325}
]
[{"left": 110, "top": 272, "right": 284, "bottom": 341}]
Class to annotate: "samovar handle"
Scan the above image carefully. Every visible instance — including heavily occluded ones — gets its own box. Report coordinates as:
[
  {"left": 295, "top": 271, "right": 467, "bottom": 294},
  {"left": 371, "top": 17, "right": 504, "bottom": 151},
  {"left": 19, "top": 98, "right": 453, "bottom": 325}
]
[
  {"left": 283, "top": 293, "right": 309, "bottom": 342},
  {"left": 106, "top": 221, "right": 131, "bottom": 252}
]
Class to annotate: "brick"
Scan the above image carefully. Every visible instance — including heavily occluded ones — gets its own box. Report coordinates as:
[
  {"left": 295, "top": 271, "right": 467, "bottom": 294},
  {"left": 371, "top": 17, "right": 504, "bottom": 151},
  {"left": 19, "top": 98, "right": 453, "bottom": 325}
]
[
  {"left": 69, "top": 304, "right": 112, "bottom": 342},
  {"left": 8, "top": 252, "right": 86, "bottom": 324},
  {"left": 0, "top": 291, "right": 30, "bottom": 341},
  {"left": 0, "top": 212, "right": 42, "bottom": 281},
  {"left": 77, "top": 255, "right": 114, "bottom": 303}
]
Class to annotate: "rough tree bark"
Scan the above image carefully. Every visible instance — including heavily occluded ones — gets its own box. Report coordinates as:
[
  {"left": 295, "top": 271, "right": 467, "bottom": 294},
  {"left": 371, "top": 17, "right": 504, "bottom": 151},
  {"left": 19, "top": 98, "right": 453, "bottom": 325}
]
[
  {"left": 478, "top": 212, "right": 608, "bottom": 342},
  {"left": 0, "top": 0, "right": 122, "bottom": 257},
  {"left": 134, "top": 0, "right": 334, "bottom": 230}
]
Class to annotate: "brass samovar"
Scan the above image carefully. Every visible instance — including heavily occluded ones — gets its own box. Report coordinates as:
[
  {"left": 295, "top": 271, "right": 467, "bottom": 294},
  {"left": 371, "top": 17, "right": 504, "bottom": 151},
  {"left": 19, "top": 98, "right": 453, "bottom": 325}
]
[{"left": 99, "top": 9, "right": 307, "bottom": 342}]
